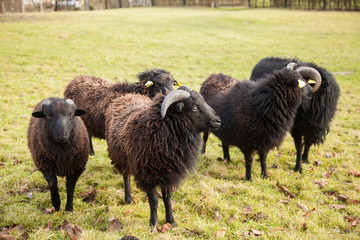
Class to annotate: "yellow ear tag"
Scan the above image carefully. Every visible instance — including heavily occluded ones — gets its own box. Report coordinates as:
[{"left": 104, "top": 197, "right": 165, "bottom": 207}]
[
  {"left": 176, "top": 82, "right": 182, "bottom": 87},
  {"left": 308, "top": 79, "right": 316, "bottom": 84},
  {"left": 145, "top": 81, "right": 153, "bottom": 88},
  {"left": 298, "top": 79, "right": 306, "bottom": 88}
]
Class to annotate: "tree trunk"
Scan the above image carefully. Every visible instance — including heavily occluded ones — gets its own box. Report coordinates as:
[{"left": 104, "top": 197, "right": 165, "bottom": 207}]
[
  {"left": 21, "top": 0, "right": 25, "bottom": 13},
  {"left": 1, "top": 0, "right": 5, "bottom": 14},
  {"left": 248, "top": 0, "right": 251, "bottom": 8},
  {"left": 39, "top": 0, "right": 43, "bottom": 12}
]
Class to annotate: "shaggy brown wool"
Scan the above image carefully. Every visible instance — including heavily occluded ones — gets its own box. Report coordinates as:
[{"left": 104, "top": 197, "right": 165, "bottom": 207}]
[
  {"left": 105, "top": 87, "right": 220, "bottom": 227},
  {"left": 64, "top": 69, "right": 176, "bottom": 140},
  {"left": 105, "top": 93, "right": 201, "bottom": 192},
  {"left": 28, "top": 98, "right": 89, "bottom": 176}
]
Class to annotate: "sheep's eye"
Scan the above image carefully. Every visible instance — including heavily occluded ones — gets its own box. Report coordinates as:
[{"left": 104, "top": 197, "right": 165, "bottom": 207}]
[
  {"left": 155, "top": 83, "right": 160, "bottom": 87},
  {"left": 46, "top": 116, "right": 52, "bottom": 120},
  {"left": 69, "top": 116, "right": 74, "bottom": 120},
  {"left": 192, "top": 106, "right": 198, "bottom": 112}
]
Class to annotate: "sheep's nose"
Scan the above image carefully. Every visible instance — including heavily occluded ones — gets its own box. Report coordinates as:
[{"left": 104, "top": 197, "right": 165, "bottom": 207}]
[
  {"left": 210, "top": 118, "right": 221, "bottom": 130},
  {"left": 58, "top": 132, "right": 67, "bottom": 137},
  {"left": 57, "top": 132, "right": 68, "bottom": 142}
]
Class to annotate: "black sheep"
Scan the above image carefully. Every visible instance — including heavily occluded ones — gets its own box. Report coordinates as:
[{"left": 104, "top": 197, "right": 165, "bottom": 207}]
[
  {"left": 27, "top": 98, "right": 89, "bottom": 211},
  {"left": 200, "top": 65, "right": 321, "bottom": 180},
  {"left": 250, "top": 57, "right": 340, "bottom": 172},
  {"left": 105, "top": 87, "right": 221, "bottom": 228},
  {"left": 64, "top": 68, "right": 180, "bottom": 155}
]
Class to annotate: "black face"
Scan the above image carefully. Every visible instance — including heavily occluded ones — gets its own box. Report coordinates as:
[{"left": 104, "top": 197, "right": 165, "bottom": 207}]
[
  {"left": 32, "top": 99, "right": 86, "bottom": 143},
  {"left": 178, "top": 89, "right": 221, "bottom": 133},
  {"left": 149, "top": 73, "right": 177, "bottom": 97},
  {"left": 278, "top": 68, "right": 313, "bottom": 101}
]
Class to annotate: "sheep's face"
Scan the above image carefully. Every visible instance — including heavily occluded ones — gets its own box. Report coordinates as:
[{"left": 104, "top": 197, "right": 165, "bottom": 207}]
[
  {"left": 162, "top": 87, "right": 221, "bottom": 133},
  {"left": 139, "top": 69, "right": 180, "bottom": 98},
  {"left": 32, "top": 99, "right": 86, "bottom": 143},
  {"left": 147, "top": 73, "right": 179, "bottom": 98},
  {"left": 276, "top": 68, "right": 313, "bottom": 101},
  {"left": 184, "top": 91, "right": 221, "bottom": 133}
]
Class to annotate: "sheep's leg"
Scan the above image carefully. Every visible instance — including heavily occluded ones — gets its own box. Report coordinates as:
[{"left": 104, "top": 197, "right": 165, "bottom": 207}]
[
  {"left": 43, "top": 173, "right": 60, "bottom": 211},
  {"left": 293, "top": 134, "right": 304, "bottom": 172},
  {"left": 259, "top": 151, "right": 268, "bottom": 178},
  {"left": 65, "top": 170, "right": 82, "bottom": 211},
  {"left": 202, "top": 129, "right": 209, "bottom": 153},
  {"left": 123, "top": 173, "right": 132, "bottom": 204},
  {"left": 222, "top": 143, "right": 231, "bottom": 162},
  {"left": 244, "top": 153, "right": 253, "bottom": 181},
  {"left": 161, "top": 187, "right": 176, "bottom": 226},
  {"left": 89, "top": 134, "right": 95, "bottom": 156},
  {"left": 147, "top": 187, "right": 158, "bottom": 228},
  {"left": 302, "top": 142, "right": 311, "bottom": 164}
]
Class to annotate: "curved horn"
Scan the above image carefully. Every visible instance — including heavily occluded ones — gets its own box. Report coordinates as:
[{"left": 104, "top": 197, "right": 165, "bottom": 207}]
[
  {"left": 286, "top": 62, "right": 297, "bottom": 70},
  {"left": 296, "top": 67, "right": 322, "bottom": 92},
  {"left": 161, "top": 90, "right": 190, "bottom": 119}
]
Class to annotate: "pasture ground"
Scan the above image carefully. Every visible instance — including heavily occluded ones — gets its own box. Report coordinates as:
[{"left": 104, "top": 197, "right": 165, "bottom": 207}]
[{"left": 0, "top": 7, "right": 359, "bottom": 239}]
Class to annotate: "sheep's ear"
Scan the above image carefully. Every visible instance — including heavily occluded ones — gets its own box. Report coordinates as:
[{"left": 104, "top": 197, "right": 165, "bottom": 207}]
[
  {"left": 32, "top": 111, "right": 45, "bottom": 118},
  {"left": 75, "top": 109, "right": 86, "bottom": 116},
  {"left": 176, "top": 102, "right": 184, "bottom": 113}
]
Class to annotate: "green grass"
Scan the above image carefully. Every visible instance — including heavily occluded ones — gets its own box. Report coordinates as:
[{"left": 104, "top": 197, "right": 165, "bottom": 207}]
[{"left": 0, "top": 7, "right": 360, "bottom": 239}]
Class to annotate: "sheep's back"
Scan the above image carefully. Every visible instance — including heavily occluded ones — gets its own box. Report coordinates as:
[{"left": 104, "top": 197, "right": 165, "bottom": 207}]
[
  {"left": 64, "top": 75, "right": 129, "bottom": 139},
  {"left": 105, "top": 94, "right": 151, "bottom": 173},
  {"left": 213, "top": 78, "right": 300, "bottom": 153},
  {"left": 200, "top": 73, "right": 238, "bottom": 100}
]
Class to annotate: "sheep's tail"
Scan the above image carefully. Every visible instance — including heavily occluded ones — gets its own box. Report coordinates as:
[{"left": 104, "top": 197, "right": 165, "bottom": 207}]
[{"left": 200, "top": 73, "right": 238, "bottom": 100}]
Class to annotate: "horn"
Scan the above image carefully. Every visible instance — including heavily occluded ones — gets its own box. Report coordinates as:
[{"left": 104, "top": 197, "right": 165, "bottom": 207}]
[
  {"left": 161, "top": 90, "right": 190, "bottom": 119},
  {"left": 65, "top": 99, "right": 75, "bottom": 105},
  {"left": 286, "top": 62, "right": 297, "bottom": 70},
  {"left": 42, "top": 99, "right": 51, "bottom": 107},
  {"left": 296, "top": 67, "right": 322, "bottom": 92}
]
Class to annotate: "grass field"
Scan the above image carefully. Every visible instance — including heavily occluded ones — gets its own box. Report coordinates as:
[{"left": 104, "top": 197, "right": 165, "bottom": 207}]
[{"left": 0, "top": 7, "right": 359, "bottom": 240}]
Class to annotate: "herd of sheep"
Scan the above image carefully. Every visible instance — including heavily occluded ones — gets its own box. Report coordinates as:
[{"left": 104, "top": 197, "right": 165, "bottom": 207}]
[{"left": 27, "top": 57, "right": 340, "bottom": 229}]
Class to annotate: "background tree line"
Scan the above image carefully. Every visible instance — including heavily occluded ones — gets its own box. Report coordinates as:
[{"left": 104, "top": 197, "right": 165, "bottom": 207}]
[
  {"left": 0, "top": 0, "right": 358, "bottom": 14},
  {"left": 247, "top": 0, "right": 358, "bottom": 10}
]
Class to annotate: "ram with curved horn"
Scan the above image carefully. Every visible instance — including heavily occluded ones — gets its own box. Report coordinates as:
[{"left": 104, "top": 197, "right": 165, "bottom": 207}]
[
  {"left": 250, "top": 57, "right": 340, "bottom": 172},
  {"left": 105, "top": 86, "right": 220, "bottom": 229},
  {"left": 200, "top": 66, "right": 314, "bottom": 180}
]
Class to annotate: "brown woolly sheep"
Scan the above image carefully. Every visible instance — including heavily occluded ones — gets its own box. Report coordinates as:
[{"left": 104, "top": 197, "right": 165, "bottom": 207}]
[
  {"left": 64, "top": 68, "right": 180, "bottom": 155},
  {"left": 105, "top": 86, "right": 221, "bottom": 228},
  {"left": 27, "top": 97, "right": 89, "bottom": 211}
]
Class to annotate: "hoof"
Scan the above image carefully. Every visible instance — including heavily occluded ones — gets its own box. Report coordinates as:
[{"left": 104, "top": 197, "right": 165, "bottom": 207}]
[
  {"left": 261, "top": 174, "right": 269, "bottom": 179},
  {"left": 65, "top": 206, "right": 73, "bottom": 211}
]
